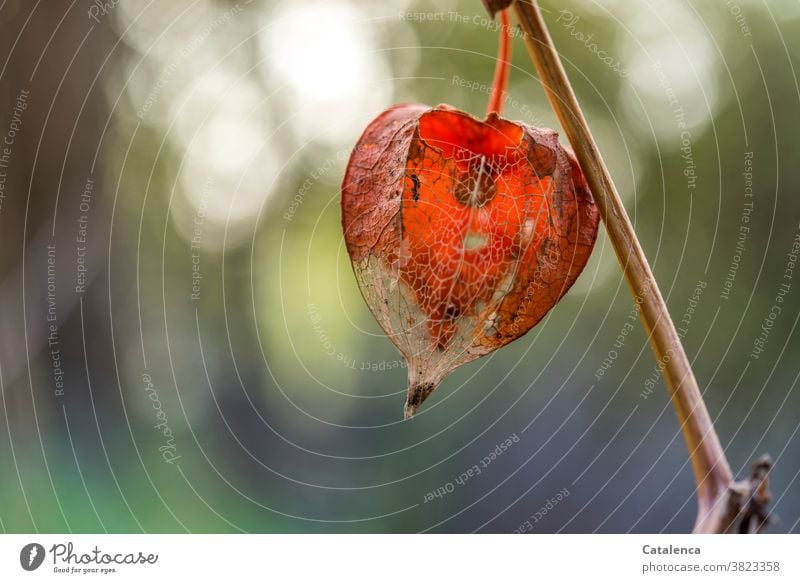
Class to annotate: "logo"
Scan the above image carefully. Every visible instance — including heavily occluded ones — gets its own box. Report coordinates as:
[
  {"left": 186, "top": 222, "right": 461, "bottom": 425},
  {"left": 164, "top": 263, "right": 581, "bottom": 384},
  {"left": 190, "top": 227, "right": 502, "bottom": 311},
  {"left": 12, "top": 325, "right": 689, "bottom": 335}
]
[{"left": 20, "top": 543, "right": 46, "bottom": 571}]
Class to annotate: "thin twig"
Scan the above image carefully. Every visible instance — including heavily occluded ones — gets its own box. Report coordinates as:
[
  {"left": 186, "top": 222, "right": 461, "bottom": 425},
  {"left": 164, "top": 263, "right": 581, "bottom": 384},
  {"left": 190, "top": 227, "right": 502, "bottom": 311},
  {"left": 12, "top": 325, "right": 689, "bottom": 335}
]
[{"left": 509, "top": 0, "right": 734, "bottom": 532}]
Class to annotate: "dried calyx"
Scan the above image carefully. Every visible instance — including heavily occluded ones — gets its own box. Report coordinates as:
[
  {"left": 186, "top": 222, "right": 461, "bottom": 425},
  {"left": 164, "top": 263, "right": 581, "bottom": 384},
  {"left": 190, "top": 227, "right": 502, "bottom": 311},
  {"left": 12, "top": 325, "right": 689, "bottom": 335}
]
[{"left": 340, "top": 8, "right": 598, "bottom": 418}]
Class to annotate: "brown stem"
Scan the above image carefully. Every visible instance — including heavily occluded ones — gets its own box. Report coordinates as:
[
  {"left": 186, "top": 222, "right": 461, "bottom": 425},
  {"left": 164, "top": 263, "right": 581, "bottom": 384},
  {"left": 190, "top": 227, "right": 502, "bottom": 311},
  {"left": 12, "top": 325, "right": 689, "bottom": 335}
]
[
  {"left": 510, "top": 0, "right": 734, "bottom": 532},
  {"left": 486, "top": 9, "right": 512, "bottom": 117}
]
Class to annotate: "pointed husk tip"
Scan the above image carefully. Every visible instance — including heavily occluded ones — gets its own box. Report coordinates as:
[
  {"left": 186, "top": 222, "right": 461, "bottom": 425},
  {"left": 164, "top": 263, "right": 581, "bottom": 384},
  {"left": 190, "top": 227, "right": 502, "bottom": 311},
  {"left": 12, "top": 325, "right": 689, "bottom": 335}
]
[{"left": 404, "top": 380, "right": 438, "bottom": 419}]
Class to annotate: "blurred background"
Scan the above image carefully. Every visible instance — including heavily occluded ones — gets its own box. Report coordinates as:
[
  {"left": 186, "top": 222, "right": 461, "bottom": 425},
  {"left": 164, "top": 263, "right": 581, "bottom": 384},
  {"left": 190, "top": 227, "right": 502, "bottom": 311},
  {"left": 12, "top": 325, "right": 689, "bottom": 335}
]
[{"left": 0, "top": 0, "right": 798, "bottom": 533}]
